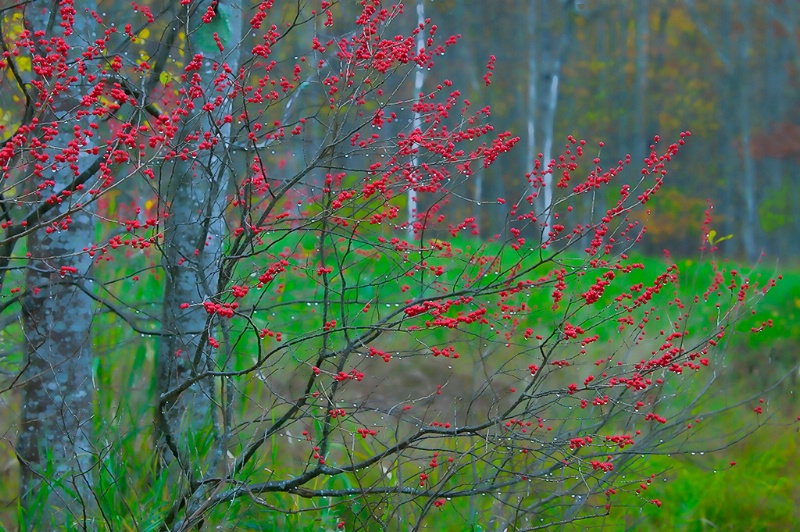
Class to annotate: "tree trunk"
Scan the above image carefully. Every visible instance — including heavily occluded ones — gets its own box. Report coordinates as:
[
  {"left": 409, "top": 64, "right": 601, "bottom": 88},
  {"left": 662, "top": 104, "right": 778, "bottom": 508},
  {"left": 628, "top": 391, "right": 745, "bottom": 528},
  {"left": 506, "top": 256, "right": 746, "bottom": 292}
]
[
  {"left": 736, "top": 0, "right": 758, "bottom": 261},
  {"left": 526, "top": 0, "right": 538, "bottom": 218},
  {"left": 408, "top": 0, "right": 426, "bottom": 239},
  {"left": 155, "top": 0, "right": 243, "bottom": 476},
  {"left": 527, "top": 0, "right": 575, "bottom": 233},
  {"left": 18, "top": 1, "right": 97, "bottom": 528},
  {"left": 21, "top": 209, "right": 96, "bottom": 529},
  {"left": 633, "top": 0, "right": 649, "bottom": 167}
]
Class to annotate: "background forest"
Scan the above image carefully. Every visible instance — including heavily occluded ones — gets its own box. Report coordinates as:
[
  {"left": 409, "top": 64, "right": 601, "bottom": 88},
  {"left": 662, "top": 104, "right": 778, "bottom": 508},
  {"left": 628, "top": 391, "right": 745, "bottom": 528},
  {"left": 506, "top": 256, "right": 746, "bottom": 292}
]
[
  {"left": 3, "top": 0, "right": 799, "bottom": 259},
  {"left": 0, "top": 0, "right": 798, "bottom": 531},
  {"left": 406, "top": 0, "right": 800, "bottom": 261}
]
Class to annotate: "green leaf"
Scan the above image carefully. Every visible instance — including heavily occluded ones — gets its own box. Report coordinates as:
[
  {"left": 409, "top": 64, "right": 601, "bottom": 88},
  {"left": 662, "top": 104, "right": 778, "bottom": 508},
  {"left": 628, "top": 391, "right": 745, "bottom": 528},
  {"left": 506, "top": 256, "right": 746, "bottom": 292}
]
[{"left": 707, "top": 229, "right": 733, "bottom": 245}]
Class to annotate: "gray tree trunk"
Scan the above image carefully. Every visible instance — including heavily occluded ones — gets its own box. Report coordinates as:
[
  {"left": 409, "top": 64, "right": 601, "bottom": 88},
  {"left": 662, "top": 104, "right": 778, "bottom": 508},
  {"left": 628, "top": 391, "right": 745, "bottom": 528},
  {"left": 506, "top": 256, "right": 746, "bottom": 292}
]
[
  {"left": 18, "top": 1, "right": 98, "bottom": 528},
  {"left": 526, "top": 0, "right": 538, "bottom": 218},
  {"left": 452, "top": 1, "right": 491, "bottom": 235},
  {"left": 685, "top": 0, "right": 758, "bottom": 259},
  {"left": 634, "top": 0, "right": 649, "bottom": 167},
  {"left": 736, "top": 0, "right": 759, "bottom": 261},
  {"left": 526, "top": 0, "right": 575, "bottom": 233},
  {"left": 155, "top": 0, "right": 243, "bottom": 477}
]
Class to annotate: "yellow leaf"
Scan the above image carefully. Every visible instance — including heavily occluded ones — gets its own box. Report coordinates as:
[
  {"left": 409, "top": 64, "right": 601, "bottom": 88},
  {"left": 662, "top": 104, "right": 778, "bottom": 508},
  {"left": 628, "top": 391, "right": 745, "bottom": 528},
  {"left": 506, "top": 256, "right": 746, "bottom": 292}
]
[
  {"left": 0, "top": 108, "right": 20, "bottom": 134},
  {"left": 3, "top": 13, "right": 25, "bottom": 42},
  {"left": 178, "top": 32, "right": 187, "bottom": 57},
  {"left": 138, "top": 28, "right": 150, "bottom": 39},
  {"left": 159, "top": 71, "right": 173, "bottom": 85},
  {"left": 707, "top": 230, "right": 717, "bottom": 244},
  {"left": 15, "top": 56, "right": 31, "bottom": 73}
]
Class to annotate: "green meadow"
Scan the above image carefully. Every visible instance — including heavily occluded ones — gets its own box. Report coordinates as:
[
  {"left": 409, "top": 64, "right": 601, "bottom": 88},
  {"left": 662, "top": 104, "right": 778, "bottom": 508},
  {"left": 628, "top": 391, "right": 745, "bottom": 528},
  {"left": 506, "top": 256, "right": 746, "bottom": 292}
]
[{"left": 1, "top": 231, "right": 797, "bottom": 530}]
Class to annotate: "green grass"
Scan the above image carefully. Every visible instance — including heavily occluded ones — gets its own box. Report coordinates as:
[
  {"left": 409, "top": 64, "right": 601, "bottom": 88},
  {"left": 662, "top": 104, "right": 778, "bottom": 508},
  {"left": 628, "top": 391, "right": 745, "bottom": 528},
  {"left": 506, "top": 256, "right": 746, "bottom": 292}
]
[
  {"left": 604, "top": 423, "right": 800, "bottom": 531},
  {"left": 1, "top": 227, "right": 798, "bottom": 529}
]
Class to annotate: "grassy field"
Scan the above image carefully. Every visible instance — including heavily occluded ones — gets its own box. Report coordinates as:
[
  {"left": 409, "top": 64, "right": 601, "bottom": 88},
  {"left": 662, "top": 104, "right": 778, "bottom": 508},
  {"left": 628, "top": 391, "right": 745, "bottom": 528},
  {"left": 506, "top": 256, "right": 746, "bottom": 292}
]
[{"left": 0, "top": 232, "right": 798, "bottom": 529}]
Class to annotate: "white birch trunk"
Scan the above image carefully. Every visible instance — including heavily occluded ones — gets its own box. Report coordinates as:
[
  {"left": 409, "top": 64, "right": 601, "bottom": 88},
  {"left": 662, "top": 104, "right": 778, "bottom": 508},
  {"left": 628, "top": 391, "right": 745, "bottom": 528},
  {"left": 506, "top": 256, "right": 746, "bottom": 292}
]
[
  {"left": 527, "top": 1, "right": 574, "bottom": 235},
  {"left": 408, "top": 0, "right": 426, "bottom": 239}
]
